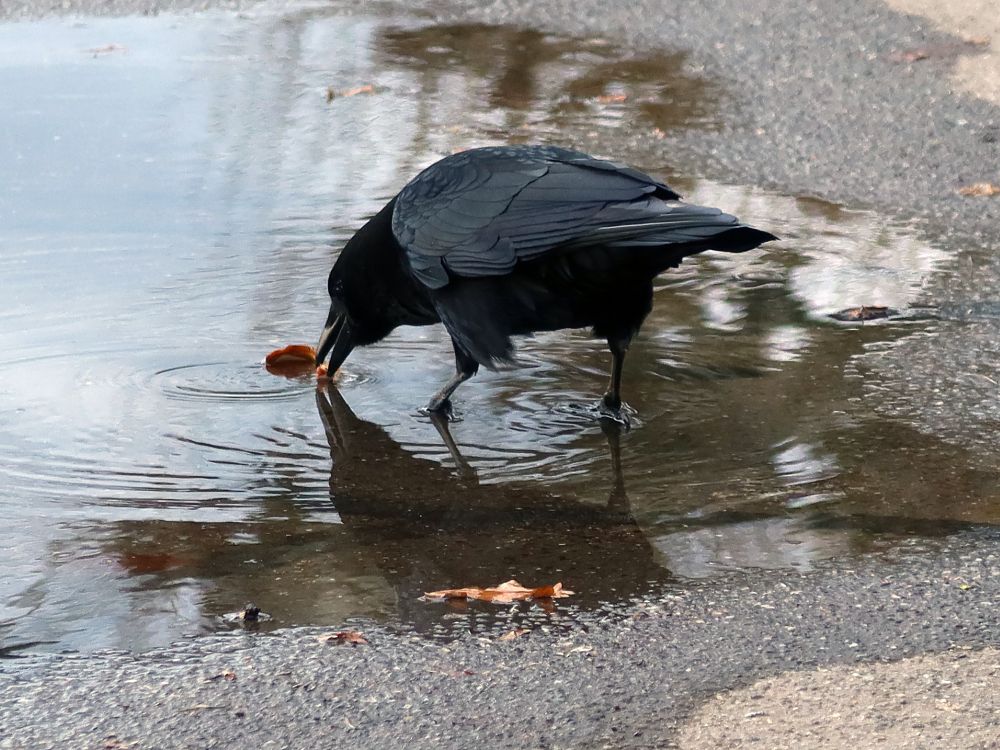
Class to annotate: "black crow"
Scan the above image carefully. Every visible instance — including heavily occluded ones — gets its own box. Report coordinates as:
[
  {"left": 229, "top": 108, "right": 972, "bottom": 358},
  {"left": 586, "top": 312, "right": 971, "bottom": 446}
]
[{"left": 316, "top": 145, "right": 776, "bottom": 424}]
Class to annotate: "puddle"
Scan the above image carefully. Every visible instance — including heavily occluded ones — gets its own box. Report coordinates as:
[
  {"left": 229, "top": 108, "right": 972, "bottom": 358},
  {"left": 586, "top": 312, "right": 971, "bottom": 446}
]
[{"left": 0, "top": 7, "right": 995, "bottom": 656}]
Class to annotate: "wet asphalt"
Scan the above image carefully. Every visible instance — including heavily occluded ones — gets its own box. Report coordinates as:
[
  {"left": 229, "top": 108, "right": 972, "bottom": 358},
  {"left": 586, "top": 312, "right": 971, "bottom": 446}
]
[
  {"left": 2, "top": 531, "right": 999, "bottom": 748},
  {"left": 3, "top": 0, "right": 1000, "bottom": 747}
]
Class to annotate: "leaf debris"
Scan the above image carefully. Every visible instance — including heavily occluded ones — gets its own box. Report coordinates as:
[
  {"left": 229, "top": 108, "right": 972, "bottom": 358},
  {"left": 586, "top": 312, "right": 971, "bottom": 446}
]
[
  {"left": 499, "top": 628, "right": 530, "bottom": 641},
  {"left": 326, "top": 84, "right": 376, "bottom": 102},
  {"left": 317, "top": 630, "right": 369, "bottom": 646},
  {"left": 425, "top": 579, "right": 573, "bottom": 604},
  {"left": 829, "top": 305, "right": 894, "bottom": 322},
  {"left": 958, "top": 182, "right": 1000, "bottom": 197}
]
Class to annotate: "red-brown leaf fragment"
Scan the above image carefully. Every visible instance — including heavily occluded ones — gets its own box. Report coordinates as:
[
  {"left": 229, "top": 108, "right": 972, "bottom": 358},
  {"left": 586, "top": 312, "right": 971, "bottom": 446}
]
[{"left": 833, "top": 305, "right": 891, "bottom": 321}]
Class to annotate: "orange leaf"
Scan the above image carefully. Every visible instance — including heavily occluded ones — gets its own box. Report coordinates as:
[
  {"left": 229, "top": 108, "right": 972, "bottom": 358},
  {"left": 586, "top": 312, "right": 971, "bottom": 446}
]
[
  {"left": 596, "top": 93, "right": 627, "bottom": 103},
  {"left": 425, "top": 579, "right": 574, "bottom": 603},
  {"left": 265, "top": 344, "right": 317, "bottom": 378}
]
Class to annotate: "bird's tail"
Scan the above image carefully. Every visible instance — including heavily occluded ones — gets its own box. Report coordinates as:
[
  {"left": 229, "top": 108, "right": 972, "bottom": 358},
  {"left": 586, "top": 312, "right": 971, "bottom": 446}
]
[
  {"left": 571, "top": 199, "right": 777, "bottom": 272},
  {"left": 679, "top": 225, "right": 779, "bottom": 253}
]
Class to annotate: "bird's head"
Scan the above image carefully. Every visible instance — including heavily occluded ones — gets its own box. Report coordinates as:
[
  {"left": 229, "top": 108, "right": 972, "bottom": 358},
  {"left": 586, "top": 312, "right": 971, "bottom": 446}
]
[
  {"left": 315, "top": 201, "right": 418, "bottom": 375},
  {"left": 315, "top": 255, "right": 397, "bottom": 377}
]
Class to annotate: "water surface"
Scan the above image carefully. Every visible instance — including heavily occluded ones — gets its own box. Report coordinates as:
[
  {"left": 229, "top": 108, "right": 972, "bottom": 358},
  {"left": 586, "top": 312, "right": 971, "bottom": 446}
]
[{"left": 1, "top": 7, "right": 996, "bottom": 655}]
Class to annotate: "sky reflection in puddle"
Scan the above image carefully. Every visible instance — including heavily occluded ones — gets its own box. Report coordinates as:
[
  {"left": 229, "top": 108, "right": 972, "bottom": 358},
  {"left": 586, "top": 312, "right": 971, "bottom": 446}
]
[{"left": 0, "top": 8, "right": 988, "bottom": 655}]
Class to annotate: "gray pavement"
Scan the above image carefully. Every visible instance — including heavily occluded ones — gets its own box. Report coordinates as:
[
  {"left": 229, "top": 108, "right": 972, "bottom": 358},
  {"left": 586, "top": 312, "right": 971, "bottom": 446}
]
[
  {"left": 3, "top": 530, "right": 1000, "bottom": 748},
  {"left": 3, "top": 0, "right": 1000, "bottom": 747}
]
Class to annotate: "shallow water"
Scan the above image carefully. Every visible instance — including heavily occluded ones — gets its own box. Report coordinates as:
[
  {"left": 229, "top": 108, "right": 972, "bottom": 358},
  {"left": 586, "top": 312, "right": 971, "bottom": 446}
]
[{"left": 1, "top": 7, "right": 996, "bottom": 655}]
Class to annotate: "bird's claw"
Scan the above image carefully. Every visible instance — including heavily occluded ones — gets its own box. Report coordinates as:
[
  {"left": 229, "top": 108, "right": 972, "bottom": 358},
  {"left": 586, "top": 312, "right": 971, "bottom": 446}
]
[
  {"left": 421, "top": 397, "right": 459, "bottom": 422},
  {"left": 598, "top": 397, "right": 633, "bottom": 430}
]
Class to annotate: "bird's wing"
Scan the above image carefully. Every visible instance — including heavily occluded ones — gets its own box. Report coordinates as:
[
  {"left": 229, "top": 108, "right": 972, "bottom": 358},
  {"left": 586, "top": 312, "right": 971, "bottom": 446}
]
[{"left": 391, "top": 146, "right": 686, "bottom": 289}]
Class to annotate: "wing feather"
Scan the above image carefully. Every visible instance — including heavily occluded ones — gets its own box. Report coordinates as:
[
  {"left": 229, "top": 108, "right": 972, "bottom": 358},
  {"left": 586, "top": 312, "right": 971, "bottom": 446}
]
[{"left": 391, "top": 145, "right": 762, "bottom": 291}]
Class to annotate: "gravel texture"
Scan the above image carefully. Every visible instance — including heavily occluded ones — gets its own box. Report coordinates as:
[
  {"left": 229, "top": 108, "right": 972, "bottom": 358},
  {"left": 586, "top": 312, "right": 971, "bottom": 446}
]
[{"left": 3, "top": 531, "right": 1000, "bottom": 749}]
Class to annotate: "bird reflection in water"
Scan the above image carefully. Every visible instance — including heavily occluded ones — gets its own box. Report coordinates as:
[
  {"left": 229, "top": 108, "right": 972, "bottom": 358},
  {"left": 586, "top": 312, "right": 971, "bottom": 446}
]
[
  {"left": 75, "top": 388, "right": 670, "bottom": 647},
  {"left": 315, "top": 382, "right": 670, "bottom": 630}
]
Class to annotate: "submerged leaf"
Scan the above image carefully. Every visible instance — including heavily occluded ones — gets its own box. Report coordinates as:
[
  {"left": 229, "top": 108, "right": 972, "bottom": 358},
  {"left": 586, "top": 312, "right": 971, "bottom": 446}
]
[{"left": 829, "top": 305, "right": 894, "bottom": 322}]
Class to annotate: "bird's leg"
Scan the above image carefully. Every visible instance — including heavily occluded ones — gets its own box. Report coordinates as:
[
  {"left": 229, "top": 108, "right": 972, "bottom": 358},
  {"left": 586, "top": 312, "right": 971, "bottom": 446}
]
[
  {"left": 428, "top": 410, "right": 477, "bottom": 480},
  {"left": 425, "top": 340, "right": 479, "bottom": 418},
  {"left": 599, "top": 335, "right": 632, "bottom": 428},
  {"left": 601, "top": 418, "right": 630, "bottom": 515}
]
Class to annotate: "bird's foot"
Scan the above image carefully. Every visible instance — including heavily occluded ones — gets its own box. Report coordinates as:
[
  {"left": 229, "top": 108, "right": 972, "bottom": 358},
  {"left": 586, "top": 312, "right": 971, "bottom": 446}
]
[
  {"left": 420, "top": 396, "right": 460, "bottom": 422},
  {"left": 597, "top": 396, "right": 634, "bottom": 430}
]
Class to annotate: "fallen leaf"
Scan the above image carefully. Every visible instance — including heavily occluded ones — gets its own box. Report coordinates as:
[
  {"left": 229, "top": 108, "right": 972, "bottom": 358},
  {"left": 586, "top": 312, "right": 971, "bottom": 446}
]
[
  {"left": 596, "top": 93, "right": 627, "bottom": 103},
  {"left": 499, "top": 628, "right": 530, "bottom": 641},
  {"left": 326, "top": 84, "right": 376, "bottom": 101},
  {"left": 829, "top": 305, "right": 894, "bottom": 322},
  {"left": 425, "top": 579, "right": 574, "bottom": 604},
  {"left": 317, "top": 630, "right": 369, "bottom": 645},
  {"left": 265, "top": 343, "right": 316, "bottom": 377},
  {"left": 958, "top": 182, "right": 1000, "bottom": 197},
  {"left": 892, "top": 49, "right": 929, "bottom": 63},
  {"left": 266, "top": 343, "right": 316, "bottom": 365},
  {"left": 345, "top": 84, "right": 375, "bottom": 97}
]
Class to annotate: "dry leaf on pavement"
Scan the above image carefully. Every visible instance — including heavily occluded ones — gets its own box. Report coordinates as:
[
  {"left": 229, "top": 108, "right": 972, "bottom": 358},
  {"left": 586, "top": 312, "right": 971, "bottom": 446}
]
[
  {"left": 499, "top": 628, "right": 530, "bottom": 641},
  {"left": 425, "top": 579, "right": 573, "bottom": 603},
  {"left": 958, "top": 182, "right": 1000, "bottom": 197}
]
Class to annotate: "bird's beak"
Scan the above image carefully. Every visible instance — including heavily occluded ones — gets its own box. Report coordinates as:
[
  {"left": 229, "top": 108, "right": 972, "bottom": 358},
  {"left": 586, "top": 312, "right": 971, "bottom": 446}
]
[{"left": 315, "top": 306, "right": 356, "bottom": 375}]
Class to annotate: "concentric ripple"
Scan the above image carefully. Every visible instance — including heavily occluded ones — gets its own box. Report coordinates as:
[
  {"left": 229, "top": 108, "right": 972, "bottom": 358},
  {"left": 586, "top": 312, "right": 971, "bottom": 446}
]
[
  {"left": 0, "top": 349, "right": 333, "bottom": 508},
  {"left": 154, "top": 362, "right": 316, "bottom": 403}
]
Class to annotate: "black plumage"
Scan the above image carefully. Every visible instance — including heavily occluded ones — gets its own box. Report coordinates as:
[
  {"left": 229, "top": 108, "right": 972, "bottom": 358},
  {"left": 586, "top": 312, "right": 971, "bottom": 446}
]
[{"left": 316, "top": 145, "right": 777, "bottom": 424}]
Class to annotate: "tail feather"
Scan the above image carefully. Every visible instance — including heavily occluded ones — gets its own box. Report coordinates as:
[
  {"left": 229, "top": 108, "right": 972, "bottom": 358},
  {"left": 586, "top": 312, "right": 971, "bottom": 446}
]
[
  {"left": 685, "top": 225, "right": 779, "bottom": 253},
  {"left": 562, "top": 198, "right": 778, "bottom": 254}
]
